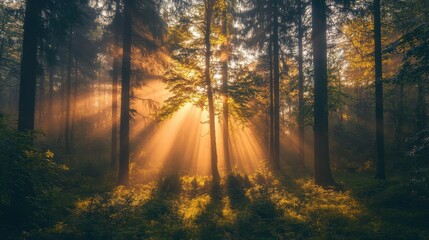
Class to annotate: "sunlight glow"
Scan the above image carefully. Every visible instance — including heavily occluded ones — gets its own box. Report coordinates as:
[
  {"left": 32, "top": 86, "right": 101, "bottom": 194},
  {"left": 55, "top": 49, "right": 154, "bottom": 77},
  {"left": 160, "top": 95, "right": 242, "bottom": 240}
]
[{"left": 128, "top": 80, "right": 266, "bottom": 182}]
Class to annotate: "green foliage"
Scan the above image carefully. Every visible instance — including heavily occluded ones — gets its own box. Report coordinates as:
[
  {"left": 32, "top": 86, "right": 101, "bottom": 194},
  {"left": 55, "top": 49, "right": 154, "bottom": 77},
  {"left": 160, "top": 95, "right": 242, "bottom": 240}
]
[
  {"left": 385, "top": 0, "right": 429, "bottom": 81},
  {"left": 406, "top": 129, "right": 429, "bottom": 160},
  {"left": 407, "top": 168, "right": 429, "bottom": 202},
  {"left": 0, "top": 117, "right": 67, "bottom": 237},
  {"left": 19, "top": 166, "right": 424, "bottom": 240}
]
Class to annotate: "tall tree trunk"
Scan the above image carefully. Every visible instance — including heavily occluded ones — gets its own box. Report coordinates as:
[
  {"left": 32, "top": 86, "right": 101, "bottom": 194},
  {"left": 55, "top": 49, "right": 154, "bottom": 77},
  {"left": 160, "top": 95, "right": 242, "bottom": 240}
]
[
  {"left": 65, "top": 27, "right": 73, "bottom": 153},
  {"left": 0, "top": 18, "right": 5, "bottom": 74},
  {"left": 37, "top": 44, "right": 45, "bottom": 127},
  {"left": 374, "top": 0, "right": 385, "bottom": 180},
  {"left": 221, "top": 2, "right": 231, "bottom": 173},
  {"left": 17, "top": 0, "right": 41, "bottom": 132},
  {"left": 38, "top": 62, "right": 45, "bottom": 126},
  {"left": 269, "top": 40, "right": 274, "bottom": 163},
  {"left": 272, "top": 0, "right": 281, "bottom": 169},
  {"left": 71, "top": 58, "right": 78, "bottom": 145},
  {"left": 98, "top": 71, "right": 102, "bottom": 120},
  {"left": 48, "top": 64, "right": 54, "bottom": 135},
  {"left": 416, "top": 78, "right": 427, "bottom": 131},
  {"left": 205, "top": 0, "right": 220, "bottom": 182},
  {"left": 58, "top": 65, "right": 65, "bottom": 145},
  {"left": 111, "top": 0, "right": 121, "bottom": 170},
  {"left": 118, "top": 0, "right": 132, "bottom": 186},
  {"left": 297, "top": 0, "right": 305, "bottom": 167},
  {"left": 312, "top": 0, "right": 336, "bottom": 187},
  {"left": 337, "top": 70, "right": 343, "bottom": 126},
  {"left": 394, "top": 83, "right": 404, "bottom": 149}
]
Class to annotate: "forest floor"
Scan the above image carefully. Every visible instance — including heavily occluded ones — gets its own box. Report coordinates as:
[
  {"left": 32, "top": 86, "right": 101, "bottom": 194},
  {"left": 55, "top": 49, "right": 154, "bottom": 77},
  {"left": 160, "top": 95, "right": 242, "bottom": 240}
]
[{"left": 26, "top": 163, "right": 429, "bottom": 240}]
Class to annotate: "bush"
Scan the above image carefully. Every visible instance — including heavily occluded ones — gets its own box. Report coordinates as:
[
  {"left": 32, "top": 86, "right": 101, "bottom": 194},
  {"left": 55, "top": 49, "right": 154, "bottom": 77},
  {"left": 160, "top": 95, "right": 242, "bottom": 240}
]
[{"left": 0, "top": 117, "right": 66, "bottom": 237}]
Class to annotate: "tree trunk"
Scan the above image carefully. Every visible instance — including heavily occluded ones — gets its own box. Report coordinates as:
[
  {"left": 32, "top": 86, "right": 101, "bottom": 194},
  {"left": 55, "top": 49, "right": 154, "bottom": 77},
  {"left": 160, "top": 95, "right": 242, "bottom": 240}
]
[
  {"left": 374, "top": 0, "right": 385, "bottom": 180},
  {"left": 272, "top": 0, "right": 281, "bottom": 170},
  {"left": 0, "top": 18, "right": 5, "bottom": 72},
  {"left": 58, "top": 65, "right": 65, "bottom": 145},
  {"left": 205, "top": 0, "right": 220, "bottom": 182},
  {"left": 38, "top": 62, "right": 45, "bottom": 127},
  {"left": 297, "top": 0, "right": 305, "bottom": 167},
  {"left": 269, "top": 39, "right": 274, "bottom": 163},
  {"left": 416, "top": 78, "right": 427, "bottom": 131},
  {"left": 111, "top": 0, "right": 121, "bottom": 170},
  {"left": 221, "top": 2, "right": 231, "bottom": 173},
  {"left": 71, "top": 58, "right": 78, "bottom": 145},
  {"left": 38, "top": 48, "right": 46, "bottom": 128},
  {"left": 118, "top": 0, "right": 132, "bottom": 186},
  {"left": 17, "top": 0, "right": 41, "bottom": 132},
  {"left": 65, "top": 27, "right": 73, "bottom": 153},
  {"left": 48, "top": 64, "right": 54, "bottom": 135},
  {"left": 394, "top": 83, "right": 404, "bottom": 149},
  {"left": 312, "top": 0, "right": 336, "bottom": 187}
]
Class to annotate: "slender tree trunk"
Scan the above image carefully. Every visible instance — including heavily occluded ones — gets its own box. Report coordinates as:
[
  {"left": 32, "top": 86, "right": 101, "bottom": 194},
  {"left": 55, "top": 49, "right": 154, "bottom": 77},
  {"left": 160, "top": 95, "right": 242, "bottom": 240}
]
[
  {"left": 337, "top": 70, "right": 343, "bottom": 126},
  {"left": 38, "top": 62, "right": 45, "bottom": 126},
  {"left": 374, "top": 0, "right": 385, "bottom": 180},
  {"left": 205, "top": 0, "right": 220, "bottom": 182},
  {"left": 37, "top": 44, "right": 46, "bottom": 127},
  {"left": 269, "top": 40, "right": 274, "bottom": 163},
  {"left": 65, "top": 27, "right": 73, "bottom": 153},
  {"left": 111, "top": 0, "right": 121, "bottom": 169},
  {"left": 416, "top": 78, "right": 427, "bottom": 131},
  {"left": 48, "top": 64, "right": 54, "bottom": 134},
  {"left": 118, "top": 0, "right": 132, "bottom": 186},
  {"left": 17, "top": 0, "right": 41, "bottom": 132},
  {"left": 272, "top": 0, "right": 281, "bottom": 169},
  {"left": 312, "top": 0, "right": 336, "bottom": 187},
  {"left": 58, "top": 65, "right": 65, "bottom": 145},
  {"left": 221, "top": 2, "right": 231, "bottom": 173},
  {"left": 394, "top": 83, "right": 404, "bottom": 149},
  {"left": 297, "top": 0, "right": 305, "bottom": 167},
  {"left": 0, "top": 18, "right": 5, "bottom": 70},
  {"left": 71, "top": 58, "right": 78, "bottom": 145},
  {"left": 0, "top": 35, "right": 4, "bottom": 92}
]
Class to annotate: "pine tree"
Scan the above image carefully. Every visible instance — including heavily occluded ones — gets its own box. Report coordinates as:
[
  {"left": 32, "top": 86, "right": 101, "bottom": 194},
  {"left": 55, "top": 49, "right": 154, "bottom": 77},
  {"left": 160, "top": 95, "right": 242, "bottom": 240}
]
[{"left": 17, "top": 0, "right": 42, "bottom": 132}]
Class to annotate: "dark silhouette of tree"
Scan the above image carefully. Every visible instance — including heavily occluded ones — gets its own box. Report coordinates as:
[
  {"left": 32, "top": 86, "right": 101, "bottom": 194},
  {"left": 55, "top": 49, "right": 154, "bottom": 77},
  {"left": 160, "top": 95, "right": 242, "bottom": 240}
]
[
  {"left": 311, "top": 0, "right": 336, "bottom": 187},
  {"left": 373, "top": 0, "right": 385, "bottom": 180},
  {"left": 117, "top": 0, "right": 165, "bottom": 186},
  {"left": 118, "top": 0, "right": 132, "bottom": 186},
  {"left": 297, "top": 0, "right": 306, "bottom": 167},
  {"left": 271, "top": 0, "right": 281, "bottom": 170},
  {"left": 17, "top": 0, "right": 42, "bottom": 132},
  {"left": 65, "top": 27, "right": 73, "bottom": 153},
  {"left": 221, "top": 0, "right": 232, "bottom": 174},
  {"left": 239, "top": 0, "right": 283, "bottom": 169},
  {"left": 205, "top": 0, "right": 221, "bottom": 182},
  {"left": 111, "top": 0, "right": 121, "bottom": 170}
]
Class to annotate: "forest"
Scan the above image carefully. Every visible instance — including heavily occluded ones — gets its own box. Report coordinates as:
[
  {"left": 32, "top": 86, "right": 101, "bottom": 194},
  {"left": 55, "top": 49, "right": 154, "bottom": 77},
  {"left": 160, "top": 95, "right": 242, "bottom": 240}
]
[{"left": 0, "top": 0, "right": 428, "bottom": 239}]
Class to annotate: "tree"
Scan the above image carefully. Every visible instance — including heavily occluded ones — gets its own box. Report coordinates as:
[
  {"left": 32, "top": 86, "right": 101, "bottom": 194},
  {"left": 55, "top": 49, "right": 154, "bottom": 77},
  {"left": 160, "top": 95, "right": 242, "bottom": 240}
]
[
  {"left": 239, "top": 0, "right": 283, "bottom": 169},
  {"left": 389, "top": 0, "right": 428, "bottom": 132},
  {"left": 311, "top": 0, "right": 336, "bottom": 187},
  {"left": 204, "top": 0, "right": 221, "bottom": 182},
  {"left": 221, "top": 0, "right": 232, "bottom": 173},
  {"left": 373, "top": 0, "right": 385, "bottom": 179},
  {"left": 111, "top": 0, "right": 121, "bottom": 170},
  {"left": 17, "top": 0, "right": 42, "bottom": 132},
  {"left": 272, "top": 0, "right": 281, "bottom": 170},
  {"left": 297, "top": 0, "right": 306, "bottom": 166},
  {"left": 65, "top": 26, "right": 73, "bottom": 153},
  {"left": 118, "top": 0, "right": 132, "bottom": 186}
]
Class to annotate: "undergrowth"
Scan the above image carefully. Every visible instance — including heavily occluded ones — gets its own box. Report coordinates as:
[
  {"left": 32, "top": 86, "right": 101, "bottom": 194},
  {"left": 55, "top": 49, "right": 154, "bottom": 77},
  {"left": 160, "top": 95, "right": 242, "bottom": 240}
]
[{"left": 27, "top": 169, "right": 429, "bottom": 240}]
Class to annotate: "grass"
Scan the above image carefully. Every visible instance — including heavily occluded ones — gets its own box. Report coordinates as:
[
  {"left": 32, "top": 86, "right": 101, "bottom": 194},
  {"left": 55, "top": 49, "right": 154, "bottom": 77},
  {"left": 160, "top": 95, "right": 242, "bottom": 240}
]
[{"left": 23, "top": 167, "right": 429, "bottom": 240}]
